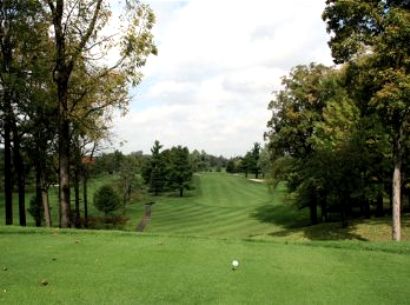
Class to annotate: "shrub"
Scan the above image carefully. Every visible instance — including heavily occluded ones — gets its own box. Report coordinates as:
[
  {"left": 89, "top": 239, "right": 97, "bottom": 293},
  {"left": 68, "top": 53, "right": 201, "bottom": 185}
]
[{"left": 93, "top": 185, "right": 121, "bottom": 216}]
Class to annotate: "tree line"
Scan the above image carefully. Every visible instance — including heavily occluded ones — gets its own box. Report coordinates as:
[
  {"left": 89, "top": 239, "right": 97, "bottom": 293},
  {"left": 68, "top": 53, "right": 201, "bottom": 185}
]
[
  {"left": 266, "top": 0, "right": 410, "bottom": 240},
  {"left": 0, "top": 0, "right": 157, "bottom": 228}
]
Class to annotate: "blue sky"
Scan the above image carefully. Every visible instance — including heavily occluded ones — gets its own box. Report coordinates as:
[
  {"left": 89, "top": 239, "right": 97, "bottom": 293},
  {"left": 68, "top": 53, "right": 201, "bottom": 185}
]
[{"left": 110, "top": 0, "right": 334, "bottom": 157}]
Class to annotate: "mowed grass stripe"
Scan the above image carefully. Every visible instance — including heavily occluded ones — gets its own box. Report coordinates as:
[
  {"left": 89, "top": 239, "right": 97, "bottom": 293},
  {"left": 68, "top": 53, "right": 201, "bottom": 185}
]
[{"left": 145, "top": 173, "right": 292, "bottom": 237}]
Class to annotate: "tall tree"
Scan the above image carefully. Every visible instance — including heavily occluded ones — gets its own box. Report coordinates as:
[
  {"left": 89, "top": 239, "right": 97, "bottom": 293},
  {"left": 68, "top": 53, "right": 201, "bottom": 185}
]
[
  {"left": 167, "top": 146, "right": 193, "bottom": 197},
  {"left": 1, "top": 0, "right": 44, "bottom": 225},
  {"left": 44, "top": 0, "right": 156, "bottom": 227},
  {"left": 323, "top": 0, "right": 410, "bottom": 240}
]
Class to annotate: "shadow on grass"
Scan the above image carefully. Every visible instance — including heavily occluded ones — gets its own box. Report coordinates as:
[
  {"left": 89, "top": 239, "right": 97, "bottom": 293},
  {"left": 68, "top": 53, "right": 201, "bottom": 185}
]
[{"left": 251, "top": 203, "right": 369, "bottom": 241}]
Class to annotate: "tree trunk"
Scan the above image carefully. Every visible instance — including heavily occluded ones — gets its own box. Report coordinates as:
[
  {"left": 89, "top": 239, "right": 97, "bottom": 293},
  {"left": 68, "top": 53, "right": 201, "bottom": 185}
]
[
  {"left": 12, "top": 134, "right": 26, "bottom": 226},
  {"left": 376, "top": 188, "right": 384, "bottom": 217},
  {"left": 392, "top": 158, "right": 401, "bottom": 241},
  {"left": 34, "top": 170, "right": 43, "bottom": 227},
  {"left": 59, "top": 119, "right": 71, "bottom": 228},
  {"left": 83, "top": 174, "right": 88, "bottom": 228},
  {"left": 41, "top": 187, "right": 52, "bottom": 227},
  {"left": 392, "top": 129, "right": 402, "bottom": 241},
  {"left": 4, "top": 121, "right": 13, "bottom": 225},
  {"left": 309, "top": 190, "right": 318, "bottom": 225},
  {"left": 74, "top": 166, "right": 81, "bottom": 228},
  {"left": 363, "top": 199, "right": 370, "bottom": 219},
  {"left": 179, "top": 187, "right": 183, "bottom": 197}
]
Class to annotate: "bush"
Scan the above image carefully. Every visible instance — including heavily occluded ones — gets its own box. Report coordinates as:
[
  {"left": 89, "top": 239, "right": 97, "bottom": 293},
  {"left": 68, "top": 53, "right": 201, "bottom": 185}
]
[{"left": 93, "top": 185, "right": 121, "bottom": 216}]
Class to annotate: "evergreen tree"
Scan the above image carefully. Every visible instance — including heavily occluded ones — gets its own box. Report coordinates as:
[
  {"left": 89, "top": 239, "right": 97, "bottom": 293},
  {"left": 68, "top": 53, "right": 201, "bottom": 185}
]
[{"left": 167, "top": 146, "right": 193, "bottom": 197}]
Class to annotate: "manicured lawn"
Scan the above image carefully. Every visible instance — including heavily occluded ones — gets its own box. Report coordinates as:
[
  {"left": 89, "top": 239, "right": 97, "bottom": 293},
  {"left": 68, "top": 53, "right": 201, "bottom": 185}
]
[
  {"left": 1, "top": 227, "right": 410, "bottom": 305},
  {"left": 146, "top": 173, "right": 308, "bottom": 238}
]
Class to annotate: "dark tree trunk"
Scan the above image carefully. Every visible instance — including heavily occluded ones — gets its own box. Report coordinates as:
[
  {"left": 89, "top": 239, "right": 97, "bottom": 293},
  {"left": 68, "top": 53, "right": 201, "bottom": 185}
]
[
  {"left": 74, "top": 166, "right": 81, "bottom": 228},
  {"left": 363, "top": 199, "right": 370, "bottom": 219},
  {"left": 4, "top": 121, "right": 13, "bottom": 225},
  {"left": 41, "top": 176, "right": 52, "bottom": 227},
  {"left": 309, "top": 190, "right": 318, "bottom": 225},
  {"left": 83, "top": 174, "right": 88, "bottom": 228},
  {"left": 1, "top": 4, "right": 13, "bottom": 225},
  {"left": 340, "top": 194, "right": 348, "bottom": 228},
  {"left": 179, "top": 187, "right": 183, "bottom": 197},
  {"left": 34, "top": 169, "right": 43, "bottom": 227},
  {"left": 320, "top": 191, "right": 328, "bottom": 222},
  {"left": 12, "top": 133, "right": 26, "bottom": 226},
  {"left": 376, "top": 189, "right": 384, "bottom": 217}
]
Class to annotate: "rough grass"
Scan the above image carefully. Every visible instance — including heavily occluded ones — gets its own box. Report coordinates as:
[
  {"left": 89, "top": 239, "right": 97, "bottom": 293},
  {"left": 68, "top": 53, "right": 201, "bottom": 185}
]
[{"left": 1, "top": 227, "right": 410, "bottom": 305}]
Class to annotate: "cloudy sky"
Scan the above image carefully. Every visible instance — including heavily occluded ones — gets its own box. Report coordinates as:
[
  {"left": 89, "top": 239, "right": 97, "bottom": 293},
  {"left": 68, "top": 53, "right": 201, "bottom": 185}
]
[{"left": 111, "top": 0, "right": 334, "bottom": 157}]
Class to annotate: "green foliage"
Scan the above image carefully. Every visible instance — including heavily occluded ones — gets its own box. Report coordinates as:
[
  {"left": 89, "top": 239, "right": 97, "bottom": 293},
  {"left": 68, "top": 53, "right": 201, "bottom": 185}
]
[
  {"left": 266, "top": 63, "right": 394, "bottom": 225},
  {"left": 116, "top": 156, "right": 144, "bottom": 204},
  {"left": 93, "top": 185, "right": 121, "bottom": 216},
  {"left": 166, "top": 146, "right": 193, "bottom": 197},
  {"left": 323, "top": 0, "right": 410, "bottom": 239}
]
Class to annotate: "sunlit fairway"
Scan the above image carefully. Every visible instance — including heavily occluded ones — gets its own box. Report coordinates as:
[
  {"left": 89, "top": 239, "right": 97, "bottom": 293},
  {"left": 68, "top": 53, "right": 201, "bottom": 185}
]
[
  {"left": 1, "top": 228, "right": 410, "bottom": 305},
  {"left": 145, "top": 173, "right": 307, "bottom": 238},
  {"left": 141, "top": 173, "right": 410, "bottom": 241}
]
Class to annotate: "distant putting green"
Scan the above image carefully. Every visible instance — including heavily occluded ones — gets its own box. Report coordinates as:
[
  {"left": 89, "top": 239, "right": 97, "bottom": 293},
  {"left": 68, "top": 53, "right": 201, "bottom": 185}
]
[{"left": 1, "top": 228, "right": 410, "bottom": 305}]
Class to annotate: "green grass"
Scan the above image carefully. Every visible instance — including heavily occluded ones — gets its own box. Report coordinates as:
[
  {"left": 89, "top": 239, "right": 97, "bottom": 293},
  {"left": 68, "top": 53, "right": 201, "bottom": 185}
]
[
  {"left": 1, "top": 172, "right": 410, "bottom": 240},
  {"left": 1, "top": 227, "right": 410, "bottom": 305},
  {"left": 1, "top": 173, "right": 410, "bottom": 304},
  {"left": 145, "top": 173, "right": 308, "bottom": 238}
]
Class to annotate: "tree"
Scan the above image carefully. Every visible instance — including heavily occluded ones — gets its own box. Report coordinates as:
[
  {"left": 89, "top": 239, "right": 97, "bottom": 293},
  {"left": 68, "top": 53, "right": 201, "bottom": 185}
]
[
  {"left": 258, "top": 145, "right": 271, "bottom": 179},
  {"left": 241, "top": 152, "right": 252, "bottom": 178},
  {"left": 266, "top": 64, "right": 350, "bottom": 225},
  {"left": 93, "top": 185, "right": 121, "bottom": 216},
  {"left": 117, "top": 155, "right": 142, "bottom": 205},
  {"left": 323, "top": 0, "right": 410, "bottom": 240},
  {"left": 250, "top": 143, "right": 261, "bottom": 178},
  {"left": 1, "top": 0, "right": 47, "bottom": 226},
  {"left": 167, "top": 146, "right": 193, "bottom": 197},
  {"left": 226, "top": 159, "right": 236, "bottom": 173},
  {"left": 44, "top": 0, "right": 157, "bottom": 227},
  {"left": 142, "top": 141, "right": 166, "bottom": 195}
]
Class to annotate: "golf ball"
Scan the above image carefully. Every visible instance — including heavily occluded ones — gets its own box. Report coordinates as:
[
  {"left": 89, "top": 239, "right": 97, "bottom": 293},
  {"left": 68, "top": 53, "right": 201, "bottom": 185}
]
[{"left": 232, "top": 260, "right": 239, "bottom": 268}]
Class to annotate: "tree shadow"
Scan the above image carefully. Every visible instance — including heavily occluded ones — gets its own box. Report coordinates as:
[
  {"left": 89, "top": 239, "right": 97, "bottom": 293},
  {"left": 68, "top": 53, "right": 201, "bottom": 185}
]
[{"left": 251, "top": 203, "right": 369, "bottom": 241}]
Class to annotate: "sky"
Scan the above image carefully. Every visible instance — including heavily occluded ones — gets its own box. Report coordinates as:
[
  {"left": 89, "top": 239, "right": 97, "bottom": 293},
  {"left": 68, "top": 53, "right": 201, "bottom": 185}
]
[{"left": 110, "top": 0, "right": 334, "bottom": 157}]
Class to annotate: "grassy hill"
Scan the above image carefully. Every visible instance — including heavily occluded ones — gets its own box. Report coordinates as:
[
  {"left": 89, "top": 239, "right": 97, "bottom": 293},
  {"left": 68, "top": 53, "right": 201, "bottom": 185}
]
[{"left": 1, "top": 227, "right": 410, "bottom": 305}]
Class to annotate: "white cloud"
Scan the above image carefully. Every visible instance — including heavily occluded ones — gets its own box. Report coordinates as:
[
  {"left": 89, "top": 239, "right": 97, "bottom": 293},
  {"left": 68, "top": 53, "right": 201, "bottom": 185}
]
[{"left": 111, "top": 0, "right": 334, "bottom": 156}]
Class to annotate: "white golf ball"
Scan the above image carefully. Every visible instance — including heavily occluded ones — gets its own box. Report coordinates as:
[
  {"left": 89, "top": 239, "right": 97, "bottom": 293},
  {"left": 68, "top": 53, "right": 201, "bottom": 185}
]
[{"left": 232, "top": 260, "right": 239, "bottom": 268}]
